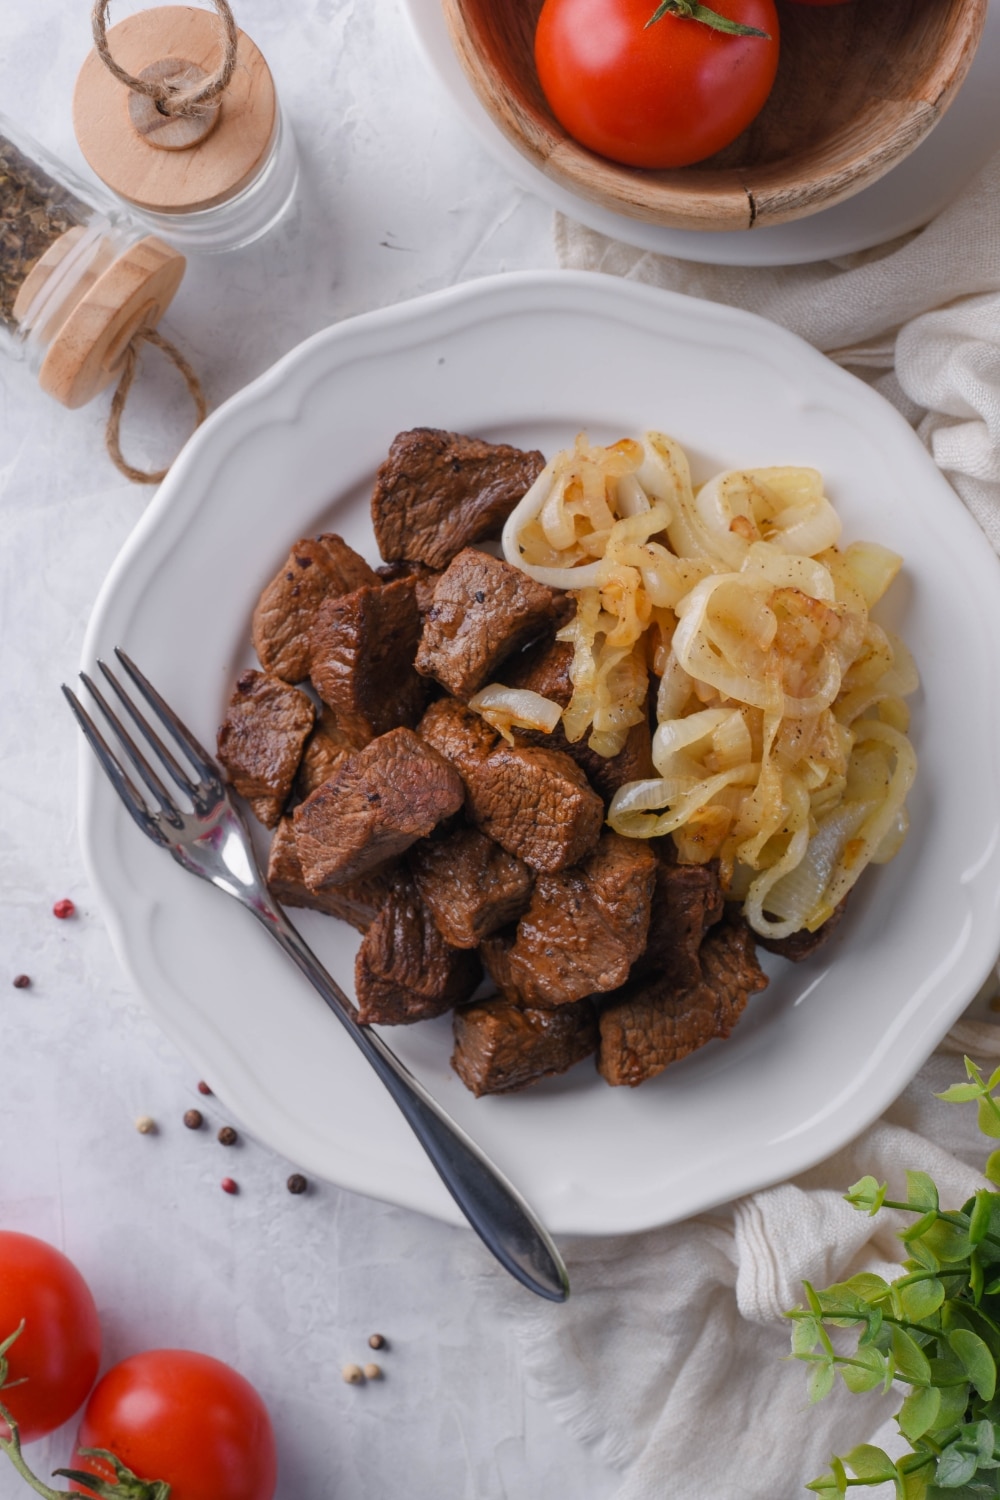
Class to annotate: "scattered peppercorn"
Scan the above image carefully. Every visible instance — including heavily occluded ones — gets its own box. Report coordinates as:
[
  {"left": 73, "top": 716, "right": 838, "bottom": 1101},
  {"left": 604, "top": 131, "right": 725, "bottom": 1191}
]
[
  {"left": 220, "top": 1177, "right": 238, "bottom": 1195},
  {"left": 52, "top": 899, "right": 75, "bottom": 919},
  {"left": 183, "top": 1108, "right": 203, "bottom": 1130},
  {"left": 286, "top": 1173, "right": 308, "bottom": 1195},
  {"left": 12, "top": 975, "right": 30, "bottom": 989},
  {"left": 197, "top": 1080, "right": 213, "bottom": 1095},
  {"left": 342, "top": 1364, "right": 364, "bottom": 1385},
  {"left": 217, "top": 1126, "right": 238, "bottom": 1146},
  {"left": 368, "top": 1333, "right": 386, "bottom": 1351},
  {"left": 363, "top": 1363, "right": 383, "bottom": 1381},
  {"left": 135, "top": 1116, "right": 157, "bottom": 1135}
]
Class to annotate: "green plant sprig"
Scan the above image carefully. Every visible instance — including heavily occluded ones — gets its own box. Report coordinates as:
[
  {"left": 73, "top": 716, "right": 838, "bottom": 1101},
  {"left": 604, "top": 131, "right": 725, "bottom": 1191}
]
[
  {"left": 787, "top": 1057, "right": 1000, "bottom": 1498},
  {"left": 0, "top": 1324, "right": 168, "bottom": 1500}
]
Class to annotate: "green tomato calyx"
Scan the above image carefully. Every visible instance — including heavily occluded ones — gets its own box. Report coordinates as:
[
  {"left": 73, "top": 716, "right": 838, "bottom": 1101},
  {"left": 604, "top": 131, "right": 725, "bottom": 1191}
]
[{"left": 646, "top": 0, "right": 771, "bottom": 37}]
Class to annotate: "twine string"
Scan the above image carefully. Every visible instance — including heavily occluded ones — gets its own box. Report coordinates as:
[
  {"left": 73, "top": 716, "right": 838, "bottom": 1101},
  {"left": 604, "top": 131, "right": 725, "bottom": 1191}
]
[
  {"left": 106, "top": 327, "right": 208, "bottom": 485},
  {"left": 91, "top": 0, "right": 238, "bottom": 116}
]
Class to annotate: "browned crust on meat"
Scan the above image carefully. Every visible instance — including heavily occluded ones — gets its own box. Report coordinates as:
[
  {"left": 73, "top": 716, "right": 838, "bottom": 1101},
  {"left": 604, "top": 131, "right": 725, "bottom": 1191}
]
[
  {"left": 293, "top": 727, "right": 465, "bottom": 887},
  {"left": 354, "top": 874, "right": 481, "bottom": 1024},
  {"left": 598, "top": 915, "right": 768, "bottom": 1087},
  {"left": 217, "top": 669, "right": 315, "bottom": 828},
  {"left": 464, "top": 744, "right": 604, "bottom": 873},
  {"left": 266, "top": 817, "right": 391, "bottom": 931},
  {"left": 310, "top": 576, "right": 428, "bottom": 742},
  {"left": 632, "top": 858, "right": 725, "bottom": 989},
  {"left": 419, "top": 696, "right": 604, "bottom": 871},
  {"left": 414, "top": 549, "right": 565, "bottom": 699},
  {"left": 501, "top": 832, "right": 657, "bottom": 1005},
  {"left": 452, "top": 996, "right": 598, "bottom": 1096},
  {"left": 252, "top": 534, "right": 378, "bottom": 683},
  {"left": 410, "top": 826, "right": 534, "bottom": 949},
  {"left": 371, "top": 428, "right": 545, "bottom": 570}
]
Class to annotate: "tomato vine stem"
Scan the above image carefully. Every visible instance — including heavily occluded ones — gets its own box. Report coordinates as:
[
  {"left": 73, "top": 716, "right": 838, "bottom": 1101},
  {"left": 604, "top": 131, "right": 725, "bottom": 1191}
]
[{"left": 646, "top": 0, "right": 770, "bottom": 36}]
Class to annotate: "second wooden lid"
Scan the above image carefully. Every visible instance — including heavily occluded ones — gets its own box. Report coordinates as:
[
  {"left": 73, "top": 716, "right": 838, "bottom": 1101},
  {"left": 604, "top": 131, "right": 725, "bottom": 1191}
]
[{"left": 73, "top": 5, "right": 277, "bottom": 214}]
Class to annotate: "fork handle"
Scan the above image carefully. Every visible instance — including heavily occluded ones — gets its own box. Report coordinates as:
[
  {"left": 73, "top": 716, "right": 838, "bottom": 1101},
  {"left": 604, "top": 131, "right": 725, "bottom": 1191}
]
[{"left": 251, "top": 905, "right": 569, "bottom": 1302}]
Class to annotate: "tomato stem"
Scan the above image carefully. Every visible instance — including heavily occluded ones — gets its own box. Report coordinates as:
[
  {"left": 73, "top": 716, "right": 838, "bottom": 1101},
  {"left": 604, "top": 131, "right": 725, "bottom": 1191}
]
[
  {"left": 646, "top": 0, "right": 770, "bottom": 37},
  {"left": 0, "top": 1326, "right": 171, "bottom": 1500},
  {"left": 0, "top": 1399, "right": 72, "bottom": 1500}
]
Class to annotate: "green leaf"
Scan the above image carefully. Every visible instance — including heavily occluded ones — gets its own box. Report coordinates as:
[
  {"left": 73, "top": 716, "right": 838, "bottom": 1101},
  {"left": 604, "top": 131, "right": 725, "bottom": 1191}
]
[
  {"left": 792, "top": 1315, "right": 822, "bottom": 1357},
  {"left": 806, "top": 1474, "right": 846, "bottom": 1499},
  {"left": 840, "top": 1345, "right": 889, "bottom": 1394},
  {"left": 909, "top": 1172, "right": 943, "bottom": 1211},
  {"left": 922, "top": 1218, "right": 975, "bottom": 1265},
  {"left": 910, "top": 1237, "right": 943, "bottom": 1273},
  {"left": 902, "top": 1211, "right": 945, "bottom": 1245},
  {"left": 985, "top": 1152, "right": 1000, "bottom": 1188},
  {"left": 978, "top": 1095, "right": 1000, "bottom": 1139},
  {"left": 899, "top": 1384, "right": 943, "bottom": 1442},
  {"left": 971, "top": 1194, "right": 995, "bottom": 1248},
  {"left": 968, "top": 1420, "right": 997, "bottom": 1463},
  {"left": 817, "top": 1286, "right": 868, "bottom": 1323},
  {"left": 973, "top": 1252, "right": 986, "bottom": 1306},
  {"left": 845, "top": 1444, "right": 897, "bottom": 1482},
  {"left": 894, "top": 1324, "right": 933, "bottom": 1385},
  {"left": 808, "top": 1360, "right": 836, "bottom": 1403},
  {"left": 950, "top": 1329, "right": 998, "bottom": 1400},
  {"left": 931, "top": 1379, "right": 973, "bottom": 1436},
  {"left": 839, "top": 1272, "right": 893, "bottom": 1304},
  {"left": 846, "top": 1176, "right": 888, "bottom": 1216},
  {"left": 900, "top": 1277, "right": 946, "bottom": 1322},
  {"left": 937, "top": 1083, "right": 987, "bottom": 1103},
  {"left": 859, "top": 1303, "right": 884, "bottom": 1347},
  {"left": 900, "top": 1468, "right": 929, "bottom": 1500},
  {"left": 935, "top": 1444, "right": 978, "bottom": 1488}
]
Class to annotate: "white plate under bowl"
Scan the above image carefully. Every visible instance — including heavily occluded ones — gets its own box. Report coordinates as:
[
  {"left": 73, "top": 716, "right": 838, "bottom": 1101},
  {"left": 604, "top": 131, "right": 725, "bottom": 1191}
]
[
  {"left": 403, "top": 0, "right": 1000, "bottom": 267},
  {"left": 80, "top": 271, "right": 1000, "bottom": 1235}
]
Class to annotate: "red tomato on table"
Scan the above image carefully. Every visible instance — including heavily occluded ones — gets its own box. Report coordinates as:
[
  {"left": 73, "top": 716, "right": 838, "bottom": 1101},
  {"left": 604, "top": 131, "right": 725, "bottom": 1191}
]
[
  {"left": 69, "top": 1349, "right": 277, "bottom": 1500},
  {"left": 535, "top": 0, "right": 780, "bottom": 168},
  {"left": 0, "top": 1231, "right": 101, "bottom": 1443}
]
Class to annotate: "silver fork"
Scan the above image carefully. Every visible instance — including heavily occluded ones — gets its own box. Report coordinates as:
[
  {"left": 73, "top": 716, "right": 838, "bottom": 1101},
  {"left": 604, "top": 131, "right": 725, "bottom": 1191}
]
[{"left": 64, "top": 649, "right": 569, "bottom": 1302}]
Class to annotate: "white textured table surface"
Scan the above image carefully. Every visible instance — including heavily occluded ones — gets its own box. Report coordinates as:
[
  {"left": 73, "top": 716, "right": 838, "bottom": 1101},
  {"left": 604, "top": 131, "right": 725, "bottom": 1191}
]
[{"left": 0, "top": 2, "right": 618, "bottom": 1496}]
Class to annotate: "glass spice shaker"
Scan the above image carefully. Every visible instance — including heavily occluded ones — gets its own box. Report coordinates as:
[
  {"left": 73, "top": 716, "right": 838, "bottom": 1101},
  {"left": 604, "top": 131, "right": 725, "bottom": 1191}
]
[
  {"left": 72, "top": 3, "right": 299, "bottom": 255},
  {"left": 0, "top": 110, "right": 185, "bottom": 408}
]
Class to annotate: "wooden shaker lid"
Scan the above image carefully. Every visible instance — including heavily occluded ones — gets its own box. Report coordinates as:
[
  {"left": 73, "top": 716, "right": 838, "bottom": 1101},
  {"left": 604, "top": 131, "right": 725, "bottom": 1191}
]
[
  {"left": 38, "top": 235, "right": 186, "bottom": 409},
  {"left": 73, "top": 5, "right": 277, "bottom": 214}
]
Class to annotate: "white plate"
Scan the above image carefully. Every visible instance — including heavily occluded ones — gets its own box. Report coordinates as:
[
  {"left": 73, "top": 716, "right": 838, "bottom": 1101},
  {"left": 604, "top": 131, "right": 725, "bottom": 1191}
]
[
  {"left": 403, "top": 0, "right": 1000, "bottom": 267},
  {"left": 81, "top": 271, "right": 1000, "bottom": 1235}
]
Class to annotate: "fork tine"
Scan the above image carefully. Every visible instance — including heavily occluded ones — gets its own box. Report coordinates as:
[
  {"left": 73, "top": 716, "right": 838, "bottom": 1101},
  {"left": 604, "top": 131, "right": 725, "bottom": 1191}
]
[
  {"left": 62, "top": 686, "right": 166, "bottom": 844},
  {"left": 96, "top": 658, "right": 197, "bottom": 798},
  {"left": 80, "top": 671, "right": 182, "bottom": 822},
  {"left": 113, "top": 648, "right": 220, "bottom": 786}
]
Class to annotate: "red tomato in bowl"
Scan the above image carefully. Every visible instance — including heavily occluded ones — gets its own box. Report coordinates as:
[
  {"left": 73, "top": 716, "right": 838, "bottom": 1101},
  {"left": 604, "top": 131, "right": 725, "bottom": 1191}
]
[
  {"left": 0, "top": 1231, "right": 101, "bottom": 1443},
  {"left": 69, "top": 1349, "right": 277, "bottom": 1500},
  {"left": 534, "top": 0, "right": 780, "bottom": 168}
]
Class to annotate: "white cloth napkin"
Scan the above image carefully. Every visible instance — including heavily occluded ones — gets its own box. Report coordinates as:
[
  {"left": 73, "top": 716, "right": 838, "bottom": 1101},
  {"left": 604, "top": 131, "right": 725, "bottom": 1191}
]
[
  {"left": 516, "top": 150, "right": 1000, "bottom": 1498},
  {"left": 555, "top": 146, "right": 1000, "bottom": 553},
  {"left": 516, "top": 1021, "right": 999, "bottom": 1499}
]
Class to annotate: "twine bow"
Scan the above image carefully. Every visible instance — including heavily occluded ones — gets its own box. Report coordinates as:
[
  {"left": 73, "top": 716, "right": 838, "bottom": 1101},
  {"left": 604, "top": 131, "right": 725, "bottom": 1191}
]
[{"left": 91, "top": 0, "right": 238, "bottom": 116}]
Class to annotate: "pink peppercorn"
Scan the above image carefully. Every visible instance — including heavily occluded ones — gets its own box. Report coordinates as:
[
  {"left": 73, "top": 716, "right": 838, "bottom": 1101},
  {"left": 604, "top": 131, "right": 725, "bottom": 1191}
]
[
  {"left": 221, "top": 1177, "right": 238, "bottom": 1195},
  {"left": 197, "top": 1080, "right": 213, "bottom": 1096},
  {"left": 53, "top": 899, "right": 75, "bottom": 919}
]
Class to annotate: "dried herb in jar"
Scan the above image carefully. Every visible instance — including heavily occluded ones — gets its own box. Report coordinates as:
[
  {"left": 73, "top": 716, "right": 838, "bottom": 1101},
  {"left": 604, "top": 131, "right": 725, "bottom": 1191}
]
[{"left": 0, "top": 132, "right": 87, "bottom": 332}]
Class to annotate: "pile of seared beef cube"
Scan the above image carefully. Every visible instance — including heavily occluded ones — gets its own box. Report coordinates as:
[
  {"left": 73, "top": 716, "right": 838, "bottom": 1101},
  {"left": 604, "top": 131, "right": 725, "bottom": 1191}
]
[{"left": 217, "top": 429, "right": 838, "bottom": 1096}]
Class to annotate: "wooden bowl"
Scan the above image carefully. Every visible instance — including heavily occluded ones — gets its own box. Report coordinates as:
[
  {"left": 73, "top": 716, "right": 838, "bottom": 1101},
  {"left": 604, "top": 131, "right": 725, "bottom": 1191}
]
[{"left": 441, "top": 0, "right": 988, "bottom": 232}]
